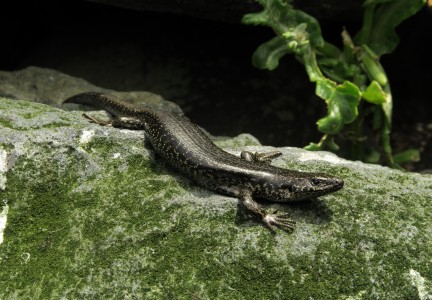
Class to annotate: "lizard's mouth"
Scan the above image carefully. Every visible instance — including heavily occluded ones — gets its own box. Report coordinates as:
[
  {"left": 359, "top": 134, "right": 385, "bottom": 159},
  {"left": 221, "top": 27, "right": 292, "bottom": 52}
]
[
  {"left": 291, "top": 177, "right": 344, "bottom": 200},
  {"left": 329, "top": 178, "right": 344, "bottom": 191}
]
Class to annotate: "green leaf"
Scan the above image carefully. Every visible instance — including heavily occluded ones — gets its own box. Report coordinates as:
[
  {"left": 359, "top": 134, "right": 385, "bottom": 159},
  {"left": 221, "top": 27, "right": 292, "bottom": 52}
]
[
  {"left": 316, "top": 79, "right": 336, "bottom": 100},
  {"left": 360, "top": 45, "right": 388, "bottom": 86},
  {"left": 251, "top": 36, "right": 292, "bottom": 70},
  {"left": 243, "top": 0, "right": 325, "bottom": 76},
  {"left": 315, "top": 42, "right": 341, "bottom": 59},
  {"left": 363, "top": 0, "right": 393, "bottom": 5},
  {"left": 304, "top": 142, "right": 322, "bottom": 151},
  {"left": 242, "top": 0, "right": 324, "bottom": 48},
  {"left": 301, "top": 47, "right": 324, "bottom": 82},
  {"left": 282, "top": 23, "right": 311, "bottom": 54},
  {"left": 243, "top": 0, "right": 423, "bottom": 167},
  {"left": 326, "top": 137, "right": 340, "bottom": 151},
  {"left": 283, "top": 8, "right": 324, "bottom": 48},
  {"left": 393, "top": 149, "right": 421, "bottom": 164},
  {"left": 242, "top": 11, "right": 269, "bottom": 26},
  {"left": 362, "top": 81, "right": 387, "bottom": 104},
  {"left": 356, "top": 0, "right": 426, "bottom": 56},
  {"left": 316, "top": 80, "right": 361, "bottom": 134},
  {"left": 304, "top": 135, "right": 339, "bottom": 151}
]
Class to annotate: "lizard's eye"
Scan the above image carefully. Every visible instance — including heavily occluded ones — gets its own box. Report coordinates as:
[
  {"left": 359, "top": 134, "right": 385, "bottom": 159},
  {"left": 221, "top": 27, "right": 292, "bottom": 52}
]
[{"left": 311, "top": 178, "right": 323, "bottom": 186}]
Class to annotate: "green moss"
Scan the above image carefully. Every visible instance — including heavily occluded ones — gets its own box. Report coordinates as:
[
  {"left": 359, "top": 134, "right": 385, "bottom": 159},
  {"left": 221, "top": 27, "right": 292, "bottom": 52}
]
[
  {"left": 80, "top": 136, "right": 118, "bottom": 154},
  {"left": 4, "top": 147, "right": 431, "bottom": 299},
  {"left": 0, "top": 98, "right": 73, "bottom": 130},
  {"left": 1, "top": 98, "right": 432, "bottom": 298},
  {"left": 0, "top": 154, "right": 80, "bottom": 297},
  {"left": 40, "top": 122, "right": 72, "bottom": 129},
  {"left": 21, "top": 112, "right": 35, "bottom": 119},
  {"left": 0, "top": 143, "right": 14, "bottom": 152},
  {"left": 0, "top": 116, "right": 14, "bottom": 129},
  {"left": 0, "top": 144, "right": 186, "bottom": 298}
]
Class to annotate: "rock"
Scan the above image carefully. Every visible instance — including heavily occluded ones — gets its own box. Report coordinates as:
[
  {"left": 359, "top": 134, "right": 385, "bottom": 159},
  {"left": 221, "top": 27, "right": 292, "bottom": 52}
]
[
  {"left": 1, "top": 72, "right": 432, "bottom": 298},
  {"left": 0, "top": 66, "right": 182, "bottom": 113}
]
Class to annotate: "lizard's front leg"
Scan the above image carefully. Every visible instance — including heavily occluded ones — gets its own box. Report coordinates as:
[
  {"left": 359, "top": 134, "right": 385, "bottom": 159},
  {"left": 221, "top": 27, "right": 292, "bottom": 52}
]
[{"left": 239, "top": 190, "right": 295, "bottom": 233}]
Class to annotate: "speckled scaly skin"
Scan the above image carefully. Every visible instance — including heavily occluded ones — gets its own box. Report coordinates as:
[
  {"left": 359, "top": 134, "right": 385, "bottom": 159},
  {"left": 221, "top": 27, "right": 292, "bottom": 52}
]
[{"left": 65, "top": 92, "right": 344, "bottom": 233}]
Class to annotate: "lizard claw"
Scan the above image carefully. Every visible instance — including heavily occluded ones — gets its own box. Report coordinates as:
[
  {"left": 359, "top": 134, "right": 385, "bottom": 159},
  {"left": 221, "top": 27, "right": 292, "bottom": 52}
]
[
  {"left": 239, "top": 189, "right": 295, "bottom": 234},
  {"left": 262, "top": 211, "right": 296, "bottom": 233}
]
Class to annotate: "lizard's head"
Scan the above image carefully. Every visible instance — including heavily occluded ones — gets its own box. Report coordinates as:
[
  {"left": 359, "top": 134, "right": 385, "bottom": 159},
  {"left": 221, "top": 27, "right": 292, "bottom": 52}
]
[{"left": 257, "top": 172, "right": 344, "bottom": 202}]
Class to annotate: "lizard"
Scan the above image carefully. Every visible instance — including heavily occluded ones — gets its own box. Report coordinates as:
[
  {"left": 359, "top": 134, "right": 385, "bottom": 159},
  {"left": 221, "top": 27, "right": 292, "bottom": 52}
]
[{"left": 64, "top": 92, "right": 344, "bottom": 233}]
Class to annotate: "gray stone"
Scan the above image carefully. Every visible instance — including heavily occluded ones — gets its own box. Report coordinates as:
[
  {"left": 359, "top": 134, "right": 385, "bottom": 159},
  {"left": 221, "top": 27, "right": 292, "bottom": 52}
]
[
  {"left": 0, "top": 75, "right": 432, "bottom": 299},
  {"left": 0, "top": 66, "right": 182, "bottom": 114}
]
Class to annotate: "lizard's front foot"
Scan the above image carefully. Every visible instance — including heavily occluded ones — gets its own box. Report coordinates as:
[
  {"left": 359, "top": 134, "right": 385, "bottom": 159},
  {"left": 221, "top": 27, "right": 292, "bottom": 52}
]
[
  {"left": 262, "top": 209, "right": 296, "bottom": 233},
  {"left": 240, "top": 190, "right": 296, "bottom": 234}
]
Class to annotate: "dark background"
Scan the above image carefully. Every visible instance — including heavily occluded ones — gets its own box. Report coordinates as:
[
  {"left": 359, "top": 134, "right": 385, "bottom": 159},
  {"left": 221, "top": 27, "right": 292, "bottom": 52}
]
[{"left": 2, "top": 1, "right": 432, "bottom": 170}]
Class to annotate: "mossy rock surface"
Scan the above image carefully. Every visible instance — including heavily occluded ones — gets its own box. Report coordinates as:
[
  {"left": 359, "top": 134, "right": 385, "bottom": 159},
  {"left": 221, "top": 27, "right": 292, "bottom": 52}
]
[{"left": 1, "top": 97, "right": 431, "bottom": 299}]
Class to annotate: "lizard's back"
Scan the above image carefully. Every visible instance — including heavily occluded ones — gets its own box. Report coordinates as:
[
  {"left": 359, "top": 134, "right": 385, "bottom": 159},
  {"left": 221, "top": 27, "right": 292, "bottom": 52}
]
[{"left": 144, "top": 109, "right": 291, "bottom": 192}]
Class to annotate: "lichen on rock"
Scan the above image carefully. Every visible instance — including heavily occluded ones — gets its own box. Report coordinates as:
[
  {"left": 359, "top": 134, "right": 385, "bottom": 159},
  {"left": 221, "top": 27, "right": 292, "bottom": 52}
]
[{"left": 0, "top": 68, "right": 431, "bottom": 299}]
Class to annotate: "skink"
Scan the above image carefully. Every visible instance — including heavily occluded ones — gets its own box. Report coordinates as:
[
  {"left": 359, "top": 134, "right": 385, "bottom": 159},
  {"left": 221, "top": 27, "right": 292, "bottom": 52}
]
[{"left": 65, "top": 92, "right": 344, "bottom": 232}]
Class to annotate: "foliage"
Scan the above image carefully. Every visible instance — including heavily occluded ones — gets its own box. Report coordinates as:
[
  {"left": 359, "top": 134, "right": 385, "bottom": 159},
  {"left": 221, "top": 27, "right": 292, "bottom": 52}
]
[{"left": 243, "top": 0, "right": 426, "bottom": 166}]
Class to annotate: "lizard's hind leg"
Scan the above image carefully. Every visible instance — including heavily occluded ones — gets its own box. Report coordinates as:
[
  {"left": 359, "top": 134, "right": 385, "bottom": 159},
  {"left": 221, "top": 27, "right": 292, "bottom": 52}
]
[
  {"left": 240, "top": 150, "right": 282, "bottom": 164},
  {"left": 83, "top": 114, "right": 146, "bottom": 130}
]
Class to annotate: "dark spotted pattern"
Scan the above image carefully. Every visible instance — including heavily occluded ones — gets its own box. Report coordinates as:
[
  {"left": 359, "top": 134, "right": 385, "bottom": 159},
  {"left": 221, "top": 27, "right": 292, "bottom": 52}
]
[{"left": 65, "top": 92, "right": 344, "bottom": 233}]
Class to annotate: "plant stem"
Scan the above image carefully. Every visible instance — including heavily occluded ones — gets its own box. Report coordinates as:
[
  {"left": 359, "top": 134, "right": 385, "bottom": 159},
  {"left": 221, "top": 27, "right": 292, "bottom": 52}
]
[
  {"left": 358, "top": 4, "right": 376, "bottom": 45},
  {"left": 380, "top": 84, "right": 394, "bottom": 166}
]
